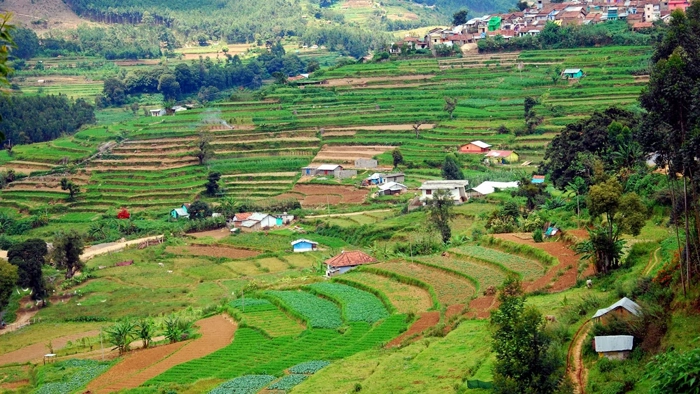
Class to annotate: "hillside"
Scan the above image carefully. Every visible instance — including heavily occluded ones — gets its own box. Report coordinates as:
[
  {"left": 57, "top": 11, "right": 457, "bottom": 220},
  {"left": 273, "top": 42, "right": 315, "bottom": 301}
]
[{"left": 0, "top": 0, "right": 90, "bottom": 32}]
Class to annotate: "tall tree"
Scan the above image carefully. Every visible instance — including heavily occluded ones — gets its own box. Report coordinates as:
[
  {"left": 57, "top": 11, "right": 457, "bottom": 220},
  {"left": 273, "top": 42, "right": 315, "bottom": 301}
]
[
  {"left": 444, "top": 96, "right": 457, "bottom": 119},
  {"left": 638, "top": 6, "right": 700, "bottom": 284},
  {"left": 52, "top": 230, "right": 85, "bottom": 279},
  {"left": 204, "top": 171, "right": 222, "bottom": 197},
  {"left": 7, "top": 239, "right": 48, "bottom": 302},
  {"left": 188, "top": 200, "right": 212, "bottom": 219},
  {"left": 452, "top": 9, "right": 469, "bottom": 26},
  {"left": 392, "top": 148, "right": 404, "bottom": 169},
  {"left": 158, "top": 73, "right": 180, "bottom": 101},
  {"left": 60, "top": 178, "right": 80, "bottom": 201},
  {"left": 576, "top": 178, "right": 646, "bottom": 273},
  {"left": 0, "top": 259, "right": 18, "bottom": 309},
  {"left": 196, "top": 133, "right": 214, "bottom": 165},
  {"left": 441, "top": 154, "right": 464, "bottom": 180},
  {"left": 491, "top": 275, "right": 563, "bottom": 394},
  {"left": 426, "top": 189, "right": 455, "bottom": 244}
]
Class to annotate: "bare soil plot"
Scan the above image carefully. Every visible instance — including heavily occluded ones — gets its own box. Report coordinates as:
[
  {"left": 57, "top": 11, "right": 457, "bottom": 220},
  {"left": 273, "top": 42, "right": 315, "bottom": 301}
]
[
  {"left": 0, "top": 0, "right": 91, "bottom": 32},
  {"left": 290, "top": 184, "right": 368, "bottom": 206},
  {"left": 386, "top": 311, "right": 439, "bottom": 348},
  {"left": 0, "top": 330, "right": 100, "bottom": 365},
  {"left": 312, "top": 145, "right": 394, "bottom": 165},
  {"left": 113, "top": 60, "right": 161, "bottom": 67},
  {"left": 323, "top": 74, "right": 435, "bottom": 86},
  {"left": 467, "top": 295, "right": 499, "bottom": 319},
  {"left": 167, "top": 245, "right": 260, "bottom": 259},
  {"left": 324, "top": 124, "right": 435, "bottom": 131},
  {"left": 187, "top": 228, "right": 232, "bottom": 240},
  {"left": 90, "top": 314, "right": 236, "bottom": 393}
]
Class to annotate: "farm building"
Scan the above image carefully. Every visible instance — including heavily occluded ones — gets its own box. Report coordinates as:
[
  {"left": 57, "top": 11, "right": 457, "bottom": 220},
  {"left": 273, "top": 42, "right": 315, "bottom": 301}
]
[
  {"left": 485, "top": 150, "right": 519, "bottom": 164},
  {"left": 170, "top": 204, "right": 189, "bottom": 219},
  {"left": 275, "top": 213, "right": 295, "bottom": 226},
  {"left": 325, "top": 250, "right": 377, "bottom": 277},
  {"left": 469, "top": 181, "right": 519, "bottom": 198},
  {"left": 232, "top": 212, "right": 277, "bottom": 231},
  {"left": 291, "top": 239, "right": 318, "bottom": 252},
  {"left": 171, "top": 105, "right": 187, "bottom": 112},
  {"left": 532, "top": 175, "right": 545, "bottom": 184},
  {"left": 378, "top": 182, "right": 407, "bottom": 196},
  {"left": 301, "top": 166, "right": 317, "bottom": 176},
  {"left": 419, "top": 180, "right": 469, "bottom": 202},
  {"left": 302, "top": 164, "right": 345, "bottom": 178},
  {"left": 354, "top": 158, "right": 378, "bottom": 169},
  {"left": 562, "top": 68, "right": 584, "bottom": 78},
  {"left": 365, "top": 173, "right": 385, "bottom": 185},
  {"left": 231, "top": 212, "right": 254, "bottom": 227},
  {"left": 592, "top": 297, "right": 642, "bottom": 324},
  {"left": 150, "top": 109, "right": 166, "bottom": 117},
  {"left": 594, "top": 335, "right": 635, "bottom": 360},
  {"left": 459, "top": 140, "right": 492, "bottom": 154},
  {"left": 385, "top": 173, "right": 405, "bottom": 183}
]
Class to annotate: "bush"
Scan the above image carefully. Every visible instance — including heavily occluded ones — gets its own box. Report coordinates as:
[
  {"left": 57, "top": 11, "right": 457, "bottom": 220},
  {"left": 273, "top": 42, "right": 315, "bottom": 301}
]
[{"left": 533, "top": 228, "right": 544, "bottom": 243}]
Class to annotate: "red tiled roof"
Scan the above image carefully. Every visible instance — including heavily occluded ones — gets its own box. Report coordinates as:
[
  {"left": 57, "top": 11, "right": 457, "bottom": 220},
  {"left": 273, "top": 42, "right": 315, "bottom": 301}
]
[
  {"left": 403, "top": 36, "right": 420, "bottom": 42},
  {"left": 632, "top": 21, "right": 653, "bottom": 28},
  {"left": 234, "top": 212, "right": 253, "bottom": 221},
  {"left": 325, "top": 251, "right": 376, "bottom": 268},
  {"left": 533, "top": 175, "right": 546, "bottom": 180}
]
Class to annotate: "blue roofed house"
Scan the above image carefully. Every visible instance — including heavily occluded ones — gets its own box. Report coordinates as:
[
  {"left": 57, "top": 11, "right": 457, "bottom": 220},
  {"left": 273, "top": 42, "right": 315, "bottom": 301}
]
[
  {"left": 291, "top": 239, "right": 319, "bottom": 252},
  {"left": 365, "top": 173, "right": 385, "bottom": 185},
  {"left": 170, "top": 204, "right": 189, "bottom": 219}
]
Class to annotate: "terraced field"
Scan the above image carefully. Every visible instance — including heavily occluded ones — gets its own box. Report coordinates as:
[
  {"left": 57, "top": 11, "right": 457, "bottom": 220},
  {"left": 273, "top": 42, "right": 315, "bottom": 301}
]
[
  {"left": 452, "top": 245, "right": 545, "bottom": 280},
  {"left": 337, "top": 271, "right": 433, "bottom": 314},
  {"left": 417, "top": 254, "right": 509, "bottom": 291},
  {"left": 373, "top": 260, "right": 476, "bottom": 305}
]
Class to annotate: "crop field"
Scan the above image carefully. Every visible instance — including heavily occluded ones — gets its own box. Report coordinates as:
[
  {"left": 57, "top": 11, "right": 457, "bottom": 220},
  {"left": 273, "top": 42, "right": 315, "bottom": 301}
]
[
  {"left": 336, "top": 271, "right": 433, "bottom": 314},
  {"left": 452, "top": 245, "right": 545, "bottom": 280},
  {"left": 307, "top": 282, "right": 390, "bottom": 323},
  {"left": 373, "top": 260, "right": 476, "bottom": 306},
  {"left": 417, "top": 254, "right": 508, "bottom": 291},
  {"left": 266, "top": 290, "right": 344, "bottom": 329},
  {"left": 230, "top": 298, "right": 306, "bottom": 337}
]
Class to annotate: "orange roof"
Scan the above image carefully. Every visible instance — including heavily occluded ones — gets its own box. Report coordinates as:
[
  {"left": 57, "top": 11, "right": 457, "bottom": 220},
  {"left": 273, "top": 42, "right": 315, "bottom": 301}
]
[
  {"left": 632, "top": 21, "right": 653, "bottom": 29},
  {"left": 234, "top": 212, "right": 253, "bottom": 221},
  {"left": 325, "top": 251, "right": 376, "bottom": 268}
]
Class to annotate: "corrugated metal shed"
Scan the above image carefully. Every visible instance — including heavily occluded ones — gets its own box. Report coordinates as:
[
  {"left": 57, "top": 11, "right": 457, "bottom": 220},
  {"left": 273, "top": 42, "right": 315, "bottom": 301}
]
[
  {"left": 594, "top": 335, "right": 634, "bottom": 352},
  {"left": 592, "top": 297, "right": 642, "bottom": 319}
]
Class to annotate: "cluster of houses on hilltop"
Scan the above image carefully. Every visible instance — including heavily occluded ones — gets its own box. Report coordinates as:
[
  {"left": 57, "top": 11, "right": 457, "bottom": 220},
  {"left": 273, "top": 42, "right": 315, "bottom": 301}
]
[
  {"left": 391, "top": 0, "right": 684, "bottom": 52},
  {"left": 459, "top": 140, "right": 520, "bottom": 165}
]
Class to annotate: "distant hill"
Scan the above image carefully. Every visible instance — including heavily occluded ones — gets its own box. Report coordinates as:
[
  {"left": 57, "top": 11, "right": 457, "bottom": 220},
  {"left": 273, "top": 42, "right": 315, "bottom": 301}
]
[{"left": 0, "top": 0, "right": 91, "bottom": 33}]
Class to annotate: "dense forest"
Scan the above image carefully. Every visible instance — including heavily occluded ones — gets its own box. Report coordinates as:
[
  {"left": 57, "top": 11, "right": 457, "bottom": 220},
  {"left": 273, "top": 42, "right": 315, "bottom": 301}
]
[
  {"left": 0, "top": 95, "right": 95, "bottom": 145},
  {"left": 98, "top": 44, "right": 308, "bottom": 105}
]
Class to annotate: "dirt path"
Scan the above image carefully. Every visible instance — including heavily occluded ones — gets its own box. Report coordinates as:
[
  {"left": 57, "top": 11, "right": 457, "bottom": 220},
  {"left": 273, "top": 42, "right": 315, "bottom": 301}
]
[
  {"left": 0, "top": 330, "right": 100, "bottom": 365},
  {"left": 80, "top": 235, "right": 164, "bottom": 261},
  {"left": 91, "top": 314, "right": 236, "bottom": 393},
  {"left": 0, "top": 309, "right": 38, "bottom": 336},
  {"left": 568, "top": 320, "right": 591, "bottom": 394},
  {"left": 644, "top": 247, "right": 661, "bottom": 276},
  {"left": 305, "top": 209, "right": 392, "bottom": 219},
  {"left": 386, "top": 311, "right": 439, "bottom": 348}
]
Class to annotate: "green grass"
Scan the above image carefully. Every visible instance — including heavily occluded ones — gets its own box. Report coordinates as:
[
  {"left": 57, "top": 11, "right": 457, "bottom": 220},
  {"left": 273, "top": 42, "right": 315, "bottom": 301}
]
[{"left": 306, "top": 282, "right": 390, "bottom": 324}]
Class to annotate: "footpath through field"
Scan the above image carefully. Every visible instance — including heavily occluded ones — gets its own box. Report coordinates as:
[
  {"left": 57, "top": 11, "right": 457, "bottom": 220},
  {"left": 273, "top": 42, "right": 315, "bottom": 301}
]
[
  {"left": 305, "top": 209, "right": 392, "bottom": 218},
  {"left": 0, "top": 329, "right": 100, "bottom": 365},
  {"left": 87, "top": 314, "right": 236, "bottom": 393},
  {"left": 0, "top": 235, "right": 164, "bottom": 262}
]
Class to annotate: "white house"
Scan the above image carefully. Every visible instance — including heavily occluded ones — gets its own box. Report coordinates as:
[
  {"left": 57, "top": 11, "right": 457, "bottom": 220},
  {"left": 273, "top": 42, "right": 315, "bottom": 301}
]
[
  {"left": 378, "top": 182, "right": 407, "bottom": 196},
  {"left": 150, "top": 109, "right": 166, "bottom": 117},
  {"left": 419, "top": 180, "right": 469, "bottom": 202},
  {"left": 594, "top": 335, "right": 635, "bottom": 360},
  {"left": 232, "top": 212, "right": 276, "bottom": 231}
]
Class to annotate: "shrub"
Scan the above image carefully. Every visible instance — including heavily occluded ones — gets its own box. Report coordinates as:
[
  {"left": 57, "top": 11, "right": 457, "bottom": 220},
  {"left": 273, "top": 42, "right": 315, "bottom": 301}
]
[{"left": 533, "top": 228, "right": 544, "bottom": 243}]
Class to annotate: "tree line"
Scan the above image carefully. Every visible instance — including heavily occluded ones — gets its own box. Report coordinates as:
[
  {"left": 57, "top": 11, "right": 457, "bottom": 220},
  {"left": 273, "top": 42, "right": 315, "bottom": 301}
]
[
  {"left": 98, "top": 45, "right": 308, "bottom": 105},
  {"left": 0, "top": 95, "right": 95, "bottom": 145},
  {"left": 478, "top": 21, "right": 659, "bottom": 53}
]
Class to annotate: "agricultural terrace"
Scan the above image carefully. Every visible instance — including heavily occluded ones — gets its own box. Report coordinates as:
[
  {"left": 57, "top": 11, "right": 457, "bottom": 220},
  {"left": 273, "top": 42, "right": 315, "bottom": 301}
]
[{"left": 0, "top": 46, "right": 649, "bottom": 227}]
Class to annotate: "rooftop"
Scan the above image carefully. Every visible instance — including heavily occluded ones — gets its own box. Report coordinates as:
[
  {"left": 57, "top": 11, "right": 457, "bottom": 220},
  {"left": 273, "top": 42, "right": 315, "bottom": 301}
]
[
  {"left": 594, "top": 335, "right": 634, "bottom": 353},
  {"left": 234, "top": 212, "right": 254, "bottom": 221},
  {"left": 317, "top": 164, "right": 342, "bottom": 171},
  {"left": 471, "top": 140, "right": 492, "bottom": 149},
  {"left": 325, "top": 250, "right": 377, "bottom": 268},
  {"left": 379, "top": 182, "right": 407, "bottom": 191},
  {"left": 593, "top": 297, "right": 642, "bottom": 319},
  {"left": 485, "top": 150, "right": 515, "bottom": 158},
  {"left": 291, "top": 239, "right": 318, "bottom": 246},
  {"left": 563, "top": 68, "right": 582, "bottom": 74},
  {"left": 249, "top": 212, "right": 271, "bottom": 221},
  {"left": 419, "top": 180, "right": 469, "bottom": 190},
  {"left": 471, "top": 181, "right": 519, "bottom": 195}
]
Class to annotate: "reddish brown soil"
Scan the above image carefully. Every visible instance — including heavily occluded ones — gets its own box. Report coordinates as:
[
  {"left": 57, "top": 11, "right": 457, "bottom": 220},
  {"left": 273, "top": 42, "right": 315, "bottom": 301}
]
[
  {"left": 386, "top": 311, "right": 440, "bottom": 348},
  {"left": 187, "top": 228, "right": 232, "bottom": 240},
  {"left": 493, "top": 233, "right": 588, "bottom": 293},
  {"left": 467, "top": 296, "right": 499, "bottom": 319},
  {"left": 0, "top": 380, "right": 29, "bottom": 390},
  {"left": 86, "top": 342, "right": 187, "bottom": 393},
  {"left": 291, "top": 184, "right": 368, "bottom": 206},
  {"left": 91, "top": 315, "right": 236, "bottom": 393},
  {"left": 166, "top": 245, "right": 260, "bottom": 259},
  {"left": 445, "top": 304, "right": 465, "bottom": 319},
  {"left": 0, "top": 330, "right": 100, "bottom": 365}
]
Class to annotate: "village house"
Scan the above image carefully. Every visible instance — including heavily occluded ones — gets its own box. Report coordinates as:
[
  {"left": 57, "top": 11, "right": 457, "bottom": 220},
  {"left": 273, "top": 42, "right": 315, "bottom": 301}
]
[
  {"left": 532, "top": 175, "right": 546, "bottom": 184},
  {"left": 291, "top": 239, "right": 318, "bottom": 252},
  {"left": 275, "top": 213, "right": 295, "bottom": 226},
  {"left": 594, "top": 335, "right": 635, "bottom": 360},
  {"left": 150, "top": 109, "right": 166, "bottom": 117},
  {"left": 170, "top": 204, "right": 190, "bottom": 219},
  {"left": 459, "top": 140, "right": 492, "bottom": 154},
  {"left": 485, "top": 150, "right": 519, "bottom": 164},
  {"left": 419, "top": 180, "right": 469, "bottom": 202},
  {"left": 385, "top": 173, "right": 405, "bottom": 183},
  {"left": 232, "top": 212, "right": 277, "bottom": 231},
  {"left": 592, "top": 297, "right": 642, "bottom": 324},
  {"left": 325, "top": 250, "right": 377, "bottom": 277},
  {"left": 364, "top": 173, "right": 385, "bottom": 186},
  {"left": 468, "top": 181, "right": 519, "bottom": 198},
  {"left": 301, "top": 164, "right": 344, "bottom": 178},
  {"left": 378, "top": 182, "right": 408, "bottom": 196},
  {"left": 562, "top": 68, "right": 584, "bottom": 78}
]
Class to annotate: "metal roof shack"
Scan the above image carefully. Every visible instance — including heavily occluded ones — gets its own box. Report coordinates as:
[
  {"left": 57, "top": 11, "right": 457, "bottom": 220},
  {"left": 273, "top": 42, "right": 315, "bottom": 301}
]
[
  {"left": 471, "top": 140, "right": 492, "bottom": 149},
  {"left": 418, "top": 180, "right": 469, "bottom": 190},
  {"left": 594, "top": 335, "right": 634, "bottom": 353},
  {"left": 317, "top": 164, "right": 343, "bottom": 171},
  {"left": 592, "top": 297, "right": 642, "bottom": 320}
]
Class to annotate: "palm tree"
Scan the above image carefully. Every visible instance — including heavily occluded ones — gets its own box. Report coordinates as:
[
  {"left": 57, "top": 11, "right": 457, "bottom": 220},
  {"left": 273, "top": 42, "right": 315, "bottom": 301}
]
[
  {"left": 106, "top": 319, "right": 136, "bottom": 355},
  {"left": 565, "top": 176, "right": 587, "bottom": 225}
]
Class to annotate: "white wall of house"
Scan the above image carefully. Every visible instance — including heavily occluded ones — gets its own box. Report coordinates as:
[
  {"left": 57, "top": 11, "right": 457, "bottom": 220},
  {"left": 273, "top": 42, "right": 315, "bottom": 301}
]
[{"left": 421, "top": 187, "right": 466, "bottom": 202}]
